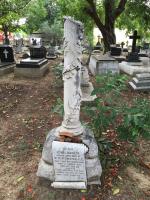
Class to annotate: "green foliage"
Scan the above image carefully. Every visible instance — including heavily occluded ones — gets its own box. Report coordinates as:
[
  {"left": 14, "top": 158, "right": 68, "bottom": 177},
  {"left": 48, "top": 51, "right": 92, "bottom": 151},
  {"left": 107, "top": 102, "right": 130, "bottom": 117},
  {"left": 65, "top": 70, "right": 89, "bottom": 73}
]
[
  {"left": 84, "top": 73, "right": 128, "bottom": 136},
  {"left": 51, "top": 98, "right": 64, "bottom": 117},
  {"left": 83, "top": 73, "right": 150, "bottom": 142},
  {"left": 117, "top": 0, "right": 150, "bottom": 40},
  {"left": 23, "top": 0, "right": 63, "bottom": 44},
  {"left": 117, "top": 98, "right": 150, "bottom": 141},
  {"left": 52, "top": 64, "right": 63, "bottom": 79},
  {"left": 97, "top": 137, "right": 112, "bottom": 168},
  {"left": 0, "top": 0, "right": 31, "bottom": 31},
  {"left": 24, "top": 0, "right": 47, "bottom": 33}
]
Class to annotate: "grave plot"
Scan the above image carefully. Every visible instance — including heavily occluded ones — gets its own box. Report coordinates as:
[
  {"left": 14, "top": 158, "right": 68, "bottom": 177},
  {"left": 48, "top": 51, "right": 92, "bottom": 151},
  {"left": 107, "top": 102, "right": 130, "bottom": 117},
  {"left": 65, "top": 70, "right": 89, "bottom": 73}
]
[{"left": 15, "top": 44, "right": 49, "bottom": 78}]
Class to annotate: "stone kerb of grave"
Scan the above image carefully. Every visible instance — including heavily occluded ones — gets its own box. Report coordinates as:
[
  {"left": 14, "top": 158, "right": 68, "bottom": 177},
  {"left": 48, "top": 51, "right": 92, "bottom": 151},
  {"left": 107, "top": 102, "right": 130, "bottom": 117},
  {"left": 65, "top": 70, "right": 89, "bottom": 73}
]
[
  {"left": 0, "top": 45, "right": 15, "bottom": 76},
  {"left": 129, "top": 73, "right": 150, "bottom": 91},
  {"left": 119, "top": 30, "right": 150, "bottom": 75},
  {"left": 37, "top": 17, "right": 102, "bottom": 189},
  {"left": 89, "top": 53, "right": 119, "bottom": 75}
]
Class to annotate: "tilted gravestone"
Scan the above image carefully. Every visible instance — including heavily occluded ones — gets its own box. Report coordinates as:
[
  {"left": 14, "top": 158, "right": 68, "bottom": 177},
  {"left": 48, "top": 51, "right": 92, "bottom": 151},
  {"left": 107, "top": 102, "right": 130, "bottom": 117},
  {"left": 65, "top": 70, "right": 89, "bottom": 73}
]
[{"left": 37, "top": 17, "right": 102, "bottom": 189}]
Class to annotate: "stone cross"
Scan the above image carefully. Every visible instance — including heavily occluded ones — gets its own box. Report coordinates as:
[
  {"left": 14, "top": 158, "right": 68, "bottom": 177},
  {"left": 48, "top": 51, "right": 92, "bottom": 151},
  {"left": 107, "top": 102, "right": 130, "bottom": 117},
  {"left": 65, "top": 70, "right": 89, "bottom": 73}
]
[
  {"left": 59, "top": 17, "right": 84, "bottom": 136},
  {"left": 3, "top": 49, "right": 9, "bottom": 59},
  {"left": 129, "top": 30, "right": 140, "bottom": 53}
]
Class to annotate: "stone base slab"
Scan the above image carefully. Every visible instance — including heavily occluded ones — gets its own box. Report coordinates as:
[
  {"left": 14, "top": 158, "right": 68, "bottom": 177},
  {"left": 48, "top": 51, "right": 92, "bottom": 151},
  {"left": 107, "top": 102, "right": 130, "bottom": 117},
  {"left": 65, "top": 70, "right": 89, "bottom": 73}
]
[
  {"left": 0, "top": 64, "right": 15, "bottom": 76},
  {"left": 119, "top": 62, "right": 150, "bottom": 76},
  {"left": 14, "top": 63, "right": 49, "bottom": 78},
  {"left": 37, "top": 126, "right": 102, "bottom": 185},
  {"left": 129, "top": 73, "right": 150, "bottom": 91}
]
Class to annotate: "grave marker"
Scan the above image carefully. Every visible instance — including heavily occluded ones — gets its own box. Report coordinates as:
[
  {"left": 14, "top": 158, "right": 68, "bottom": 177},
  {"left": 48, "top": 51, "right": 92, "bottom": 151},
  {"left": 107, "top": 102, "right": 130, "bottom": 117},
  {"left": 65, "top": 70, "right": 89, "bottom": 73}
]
[
  {"left": 0, "top": 45, "right": 15, "bottom": 75},
  {"left": 37, "top": 17, "right": 102, "bottom": 189},
  {"left": 52, "top": 141, "right": 87, "bottom": 182},
  {"left": 127, "top": 30, "right": 141, "bottom": 62},
  {"left": 129, "top": 30, "right": 140, "bottom": 53},
  {"left": 0, "top": 46, "right": 14, "bottom": 62}
]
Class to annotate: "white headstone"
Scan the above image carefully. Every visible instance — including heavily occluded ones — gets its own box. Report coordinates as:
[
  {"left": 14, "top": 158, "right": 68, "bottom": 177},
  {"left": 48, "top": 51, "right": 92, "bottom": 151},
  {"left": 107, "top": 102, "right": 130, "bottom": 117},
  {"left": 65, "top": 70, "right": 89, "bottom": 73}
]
[{"left": 52, "top": 141, "right": 88, "bottom": 182}]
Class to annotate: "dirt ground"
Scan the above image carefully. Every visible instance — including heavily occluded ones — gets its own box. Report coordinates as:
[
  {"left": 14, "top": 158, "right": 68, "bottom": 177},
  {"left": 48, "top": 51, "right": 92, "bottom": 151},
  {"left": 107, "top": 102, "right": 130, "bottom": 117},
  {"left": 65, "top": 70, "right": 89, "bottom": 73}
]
[{"left": 0, "top": 57, "right": 150, "bottom": 200}]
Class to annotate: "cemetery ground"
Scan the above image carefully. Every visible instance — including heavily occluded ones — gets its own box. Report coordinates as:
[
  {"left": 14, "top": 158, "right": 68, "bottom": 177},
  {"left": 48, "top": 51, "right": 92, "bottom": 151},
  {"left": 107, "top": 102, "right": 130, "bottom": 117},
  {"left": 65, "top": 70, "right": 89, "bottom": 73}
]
[{"left": 0, "top": 57, "right": 150, "bottom": 200}]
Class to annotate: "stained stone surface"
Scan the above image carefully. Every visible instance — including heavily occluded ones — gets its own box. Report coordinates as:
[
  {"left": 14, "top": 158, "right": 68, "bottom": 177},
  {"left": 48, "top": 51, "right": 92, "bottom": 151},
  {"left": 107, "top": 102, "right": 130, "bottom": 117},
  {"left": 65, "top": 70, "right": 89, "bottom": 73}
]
[
  {"left": 42, "top": 128, "right": 58, "bottom": 164},
  {"left": 37, "top": 159, "right": 54, "bottom": 181},
  {"left": 81, "top": 127, "right": 99, "bottom": 159},
  {"left": 86, "top": 157, "right": 102, "bottom": 181}
]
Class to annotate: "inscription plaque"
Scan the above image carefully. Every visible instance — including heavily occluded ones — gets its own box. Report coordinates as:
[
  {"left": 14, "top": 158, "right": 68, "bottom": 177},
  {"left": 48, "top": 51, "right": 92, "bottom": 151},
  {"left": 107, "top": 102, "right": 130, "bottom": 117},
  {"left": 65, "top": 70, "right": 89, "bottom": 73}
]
[{"left": 52, "top": 141, "right": 87, "bottom": 182}]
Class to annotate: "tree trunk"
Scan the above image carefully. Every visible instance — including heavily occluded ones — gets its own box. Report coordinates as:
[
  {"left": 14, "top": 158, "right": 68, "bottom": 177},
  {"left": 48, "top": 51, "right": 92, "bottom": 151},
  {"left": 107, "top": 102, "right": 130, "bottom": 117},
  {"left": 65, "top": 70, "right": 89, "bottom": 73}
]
[
  {"left": 2, "top": 24, "right": 10, "bottom": 45},
  {"left": 97, "top": 23, "right": 116, "bottom": 52},
  {"left": 85, "top": 0, "right": 127, "bottom": 52}
]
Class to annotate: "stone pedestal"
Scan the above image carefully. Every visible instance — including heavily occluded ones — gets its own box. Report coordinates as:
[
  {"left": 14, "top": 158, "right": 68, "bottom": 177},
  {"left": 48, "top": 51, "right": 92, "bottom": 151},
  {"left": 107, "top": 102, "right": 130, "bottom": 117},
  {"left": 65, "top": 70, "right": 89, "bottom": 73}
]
[{"left": 37, "top": 127, "right": 102, "bottom": 185}]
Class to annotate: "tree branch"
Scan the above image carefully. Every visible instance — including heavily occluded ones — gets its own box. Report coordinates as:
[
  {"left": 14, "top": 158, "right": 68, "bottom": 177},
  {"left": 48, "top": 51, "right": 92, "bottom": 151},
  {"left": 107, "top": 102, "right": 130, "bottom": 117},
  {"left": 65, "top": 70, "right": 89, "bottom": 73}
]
[
  {"left": 85, "top": 0, "right": 105, "bottom": 30},
  {"left": 114, "top": 0, "right": 127, "bottom": 19}
]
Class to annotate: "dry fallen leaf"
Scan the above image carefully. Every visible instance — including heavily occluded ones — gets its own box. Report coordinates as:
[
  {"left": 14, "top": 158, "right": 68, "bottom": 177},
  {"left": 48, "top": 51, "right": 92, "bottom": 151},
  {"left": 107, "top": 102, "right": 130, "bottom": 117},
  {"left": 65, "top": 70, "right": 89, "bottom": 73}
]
[
  {"left": 17, "top": 176, "right": 24, "bottom": 182},
  {"left": 112, "top": 188, "right": 120, "bottom": 195}
]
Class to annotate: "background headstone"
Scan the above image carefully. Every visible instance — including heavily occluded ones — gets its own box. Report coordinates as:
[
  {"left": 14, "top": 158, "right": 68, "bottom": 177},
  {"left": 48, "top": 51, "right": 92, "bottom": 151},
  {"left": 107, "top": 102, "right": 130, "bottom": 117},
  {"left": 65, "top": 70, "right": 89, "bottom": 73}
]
[{"left": 0, "top": 45, "right": 14, "bottom": 62}]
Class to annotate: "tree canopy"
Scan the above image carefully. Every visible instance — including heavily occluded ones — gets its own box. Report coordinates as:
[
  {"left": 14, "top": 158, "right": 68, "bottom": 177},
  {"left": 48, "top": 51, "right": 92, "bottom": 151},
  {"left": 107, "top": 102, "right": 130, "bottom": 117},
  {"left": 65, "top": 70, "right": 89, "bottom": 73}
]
[
  {"left": 0, "top": 0, "right": 32, "bottom": 43},
  {"left": 0, "top": 0, "right": 150, "bottom": 48},
  {"left": 58, "top": 0, "right": 150, "bottom": 50}
]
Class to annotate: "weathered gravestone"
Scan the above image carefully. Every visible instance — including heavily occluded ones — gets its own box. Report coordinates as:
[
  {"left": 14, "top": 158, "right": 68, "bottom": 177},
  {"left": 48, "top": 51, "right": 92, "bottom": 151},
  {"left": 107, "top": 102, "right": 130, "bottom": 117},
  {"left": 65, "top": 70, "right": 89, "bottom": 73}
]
[
  {"left": 119, "top": 30, "right": 150, "bottom": 75},
  {"left": 15, "top": 38, "right": 23, "bottom": 54},
  {"left": 110, "top": 46, "right": 121, "bottom": 56},
  {"left": 110, "top": 46, "right": 126, "bottom": 62},
  {"left": 129, "top": 73, "right": 150, "bottom": 91},
  {"left": 37, "top": 17, "right": 102, "bottom": 189},
  {"left": 15, "top": 44, "right": 49, "bottom": 78},
  {"left": 0, "top": 45, "right": 15, "bottom": 75},
  {"left": 46, "top": 46, "right": 57, "bottom": 59}
]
